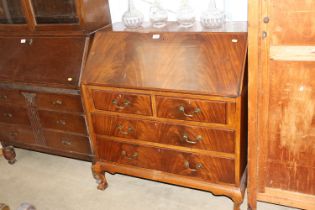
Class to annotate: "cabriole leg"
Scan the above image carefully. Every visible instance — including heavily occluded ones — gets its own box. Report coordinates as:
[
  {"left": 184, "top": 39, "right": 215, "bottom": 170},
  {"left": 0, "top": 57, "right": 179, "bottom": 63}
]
[
  {"left": 234, "top": 202, "right": 241, "bottom": 210},
  {"left": 92, "top": 162, "right": 108, "bottom": 190}
]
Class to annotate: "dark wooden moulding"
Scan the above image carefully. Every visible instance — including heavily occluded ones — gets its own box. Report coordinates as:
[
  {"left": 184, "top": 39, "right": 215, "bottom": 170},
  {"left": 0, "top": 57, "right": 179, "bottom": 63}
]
[
  {"left": 0, "top": 0, "right": 111, "bottom": 162},
  {"left": 82, "top": 22, "right": 248, "bottom": 210}
]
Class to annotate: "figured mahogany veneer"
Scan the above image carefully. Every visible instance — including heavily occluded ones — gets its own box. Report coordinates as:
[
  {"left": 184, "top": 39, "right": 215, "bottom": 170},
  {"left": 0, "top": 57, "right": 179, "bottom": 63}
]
[
  {"left": 156, "top": 96, "right": 227, "bottom": 124},
  {"left": 92, "top": 114, "right": 235, "bottom": 154},
  {"left": 82, "top": 23, "right": 247, "bottom": 210},
  {"left": 97, "top": 138, "right": 235, "bottom": 184},
  {"left": 92, "top": 90, "right": 153, "bottom": 116}
]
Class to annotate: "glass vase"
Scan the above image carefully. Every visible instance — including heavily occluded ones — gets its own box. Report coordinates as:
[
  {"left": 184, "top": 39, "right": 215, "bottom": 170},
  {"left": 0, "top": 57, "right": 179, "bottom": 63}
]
[
  {"left": 200, "top": 0, "right": 225, "bottom": 29},
  {"left": 149, "top": 0, "right": 168, "bottom": 28},
  {"left": 176, "top": 0, "right": 195, "bottom": 28},
  {"left": 122, "top": 0, "right": 144, "bottom": 29}
]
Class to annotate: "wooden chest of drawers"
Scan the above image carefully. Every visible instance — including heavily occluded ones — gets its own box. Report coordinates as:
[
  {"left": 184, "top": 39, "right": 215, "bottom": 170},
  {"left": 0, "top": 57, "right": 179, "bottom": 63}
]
[
  {"left": 82, "top": 22, "right": 248, "bottom": 210},
  {"left": 0, "top": 36, "right": 92, "bottom": 162}
]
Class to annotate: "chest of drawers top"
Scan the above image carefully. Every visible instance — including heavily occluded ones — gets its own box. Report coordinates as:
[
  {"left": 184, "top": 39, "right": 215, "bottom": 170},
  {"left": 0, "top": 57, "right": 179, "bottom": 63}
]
[{"left": 82, "top": 22, "right": 248, "bottom": 97}]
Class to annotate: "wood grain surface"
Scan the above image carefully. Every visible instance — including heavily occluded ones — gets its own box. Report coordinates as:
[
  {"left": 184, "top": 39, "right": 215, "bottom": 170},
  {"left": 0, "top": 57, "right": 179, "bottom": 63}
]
[
  {"left": 83, "top": 31, "right": 247, "bottom": 97},
  {"left": 92, "top": 114, "right": 235, "bottom": 154},
  {"left": 97, "top": 138, "right": 235, "bottom": 185},
  {"left": 0, "top": 37, "right": 87, "bottom": 88}
]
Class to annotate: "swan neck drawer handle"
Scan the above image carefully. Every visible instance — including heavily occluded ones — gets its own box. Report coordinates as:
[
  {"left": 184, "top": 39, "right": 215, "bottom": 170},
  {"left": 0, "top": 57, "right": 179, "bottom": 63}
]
[
  {"left": 182, "top": 134, "right": 203, "bottom": 144},
  {"left": 178, "top": 105, "right": 201, "bottom": 118},
  {"left": 117, "top": 125, "right": 134, "bottom": 135},
  {"left": 121, "top": 151, "right": 138, "bottom": 160},
  {"left": 112, "top": 98, "right": 131, "bottom": 110},
  {"left": 184, "top": 161, "right": 203, "bottom": 172}
]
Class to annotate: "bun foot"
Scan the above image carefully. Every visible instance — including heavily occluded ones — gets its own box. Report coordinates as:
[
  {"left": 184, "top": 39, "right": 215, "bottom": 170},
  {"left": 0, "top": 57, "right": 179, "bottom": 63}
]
[{"left": 2, "top": 145, "right": 16, "bottom": 165}]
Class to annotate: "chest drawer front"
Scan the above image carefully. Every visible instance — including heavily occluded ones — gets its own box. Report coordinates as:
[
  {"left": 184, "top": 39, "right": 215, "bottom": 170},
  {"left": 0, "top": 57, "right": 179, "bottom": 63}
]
[
  {"left": 0, "top": 124, "right": 35, "bottom": 145},
  {"left": 92, "top": 90, "right": 153, "bottom": 116},
  {"left": 156, "top": 96, "right": 227, "bottom": 124},
  {"left": 92, "top": 114, "right": 235, "bottom": 153},
  {"left": 97, "top": 139, "right": 235, "bottom": 184},
  {"left": 0, "top": 89, "right": 25, "bottom": 106},
  {"left": 38, "top": 111, "right": 87, "bottom": 134},
  {"left": 0, "top": 105, "right": 30, "bottom": 125},
  {"left": 36, "top": 93, "right": 83, "bottom": 113},
  {"left": 44, "top": 131, "right": 91, "bottom": 155}
]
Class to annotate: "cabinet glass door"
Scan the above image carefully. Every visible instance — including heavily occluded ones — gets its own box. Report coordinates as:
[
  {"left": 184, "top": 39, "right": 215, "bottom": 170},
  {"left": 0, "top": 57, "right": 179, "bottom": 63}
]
[
  {"left": 0, "top": 0, "right": 26, "bottom": 24},
  {"left": 31, "top": 0, "right": 79, "bottom": 24}
]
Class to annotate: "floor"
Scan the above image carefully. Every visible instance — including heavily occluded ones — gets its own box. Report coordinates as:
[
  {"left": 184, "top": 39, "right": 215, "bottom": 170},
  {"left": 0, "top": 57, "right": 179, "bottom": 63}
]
[{"left": 0, "top": 149, "right": 298, "bottom": 210}]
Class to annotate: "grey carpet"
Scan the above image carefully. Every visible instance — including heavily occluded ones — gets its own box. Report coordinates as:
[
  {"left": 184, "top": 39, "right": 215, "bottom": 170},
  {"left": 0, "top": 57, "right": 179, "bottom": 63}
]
[{"left": 0, "top": 149, "right": 298, "bottom": 210}]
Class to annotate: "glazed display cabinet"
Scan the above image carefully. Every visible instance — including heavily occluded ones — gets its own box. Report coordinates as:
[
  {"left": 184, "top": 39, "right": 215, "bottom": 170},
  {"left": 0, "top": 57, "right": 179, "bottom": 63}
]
[{"left": 0, "top": 0, "right": 111, "bottom": 35}]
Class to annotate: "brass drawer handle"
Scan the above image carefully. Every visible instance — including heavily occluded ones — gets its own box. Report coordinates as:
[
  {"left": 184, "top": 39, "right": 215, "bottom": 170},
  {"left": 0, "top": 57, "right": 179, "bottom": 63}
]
[
  {"left": 3, "top": 113, "right": 13, "bottom": 118},
  {"left": 182, "top": 134, "right": 203, "bottom": 144},
  {"left": 112, "top": 98, "right": 131, "bottom": 110},
  {"left": 61, "top": 139, "right": 72, "bottom": 146},
  {"left": 0, "top": 95, "right": 8, "bottom": 100},
  {"left": 184, "top": 161, "right": 203, "bottom": 172},
  {"left": 117, "top": 125, "right": 134, "bottom": 135},
  {"left": 121, "top": 150, "right": 138, "bottom": 160},
  {"left": 178, "top": 105, "right": 201, "bottom": 118},
  {"left": 56, "top": 120, "right": 66, "bottom": 126},
  {"left": 52, "top": 100, "right": 63, "bottom": 105}
]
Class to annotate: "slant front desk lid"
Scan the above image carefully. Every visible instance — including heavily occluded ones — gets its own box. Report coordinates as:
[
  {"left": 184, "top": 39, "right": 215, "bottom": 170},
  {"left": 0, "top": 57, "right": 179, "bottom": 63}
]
[
  {"left": 83, "top": 22, "right": 248, "bottom": 97},
  {"left": 0, "top": 37, "right": 88, "bottom": 89}
]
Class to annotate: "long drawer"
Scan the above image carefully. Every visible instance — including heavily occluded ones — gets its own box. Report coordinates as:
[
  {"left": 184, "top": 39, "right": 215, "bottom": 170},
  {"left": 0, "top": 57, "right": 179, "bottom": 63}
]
[
  {"left": 92, "top": 114, "right": 235, "bottom": 153},
  {"left": 0, "top": 123, "right": 35, "bottom": 145},
  {"left": 0, "top": 89, "right": 25, "bottom": 106},
  {"left": 36, "top": 93, "right": 83, "bottom": 113},
  {"left": 0, "top": 105, "right": 30, "bottom": 125},
  {"left": 38, "top": 110, "right": 87, "bottom": 134},
  {"left": 96, "top": 138, "right": 235, "bottom": 184},
  {"left": 156, "top": 96, "right": 227, "bottom": 124},
  {"left": 44, "top": 131, "right": 91, "bottom": 155}
]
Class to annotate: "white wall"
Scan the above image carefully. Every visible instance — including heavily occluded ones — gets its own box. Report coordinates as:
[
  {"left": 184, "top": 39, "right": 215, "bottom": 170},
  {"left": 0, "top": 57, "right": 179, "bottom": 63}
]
[{"left": 109, "top": 0, "right": 248, "bottom": 23}]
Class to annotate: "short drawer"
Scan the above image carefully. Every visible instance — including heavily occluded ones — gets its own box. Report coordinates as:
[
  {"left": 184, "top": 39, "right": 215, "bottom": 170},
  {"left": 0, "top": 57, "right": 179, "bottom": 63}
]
[
  {"left": 0, "top": 124, "right": 35, "bottom": 145},
  {"left": 92, "top": 90, "right": 153, "bottom": 116},
  {"left": 97, "top": 139, "right": 235, "bottom": 184},
  {"left": 0, "top": 105, "right": 30, "bottom": 125},
  {"left": 44, "top": 131, "right": 91, "bottom": 155},
  {"left": 156, "top": 96, "right": 227, "bottom": 124},
  {"left": 0, "top": 89, "right": 25, "bottom": 106},
  {"left": 36, "top": 93, "right": 83, "bottom": 113},
  {"left": 38, "top": 111, "right": 87, "bottom": 134},
  {"left": 92, "top": 114, "right": 235, "bottom": 153}
]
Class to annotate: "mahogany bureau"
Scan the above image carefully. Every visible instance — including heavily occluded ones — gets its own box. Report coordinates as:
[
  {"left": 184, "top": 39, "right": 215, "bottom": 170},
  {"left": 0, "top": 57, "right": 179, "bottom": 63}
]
[
  {"left": 0, "top": 0, "right": 111, "bottom": 163},
  {"left": 82, "top": 22, "right": 248, "bottom": 210}
]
